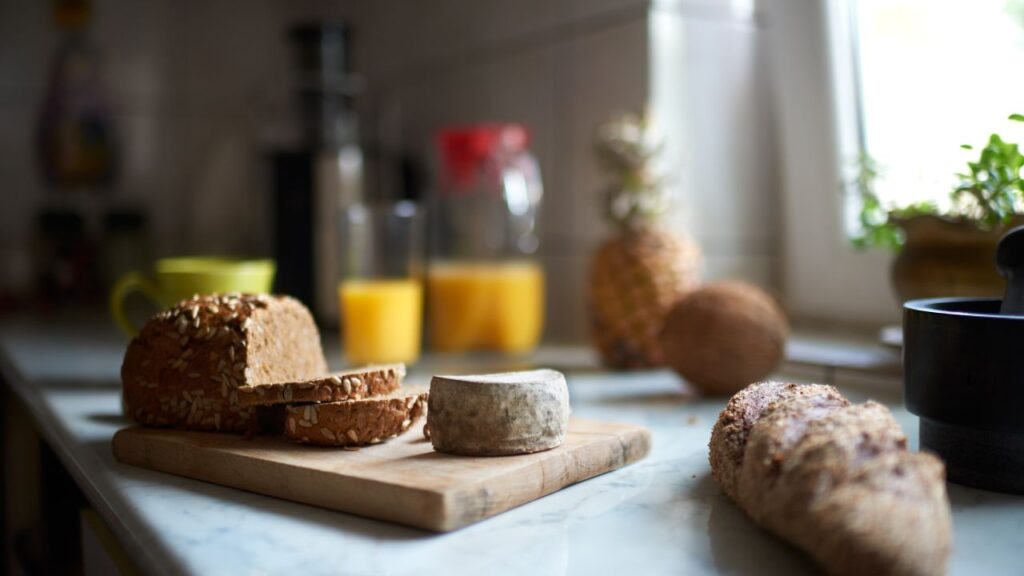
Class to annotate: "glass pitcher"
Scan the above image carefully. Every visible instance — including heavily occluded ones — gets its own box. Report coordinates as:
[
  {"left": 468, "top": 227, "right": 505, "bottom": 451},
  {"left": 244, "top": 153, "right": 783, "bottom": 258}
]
[{"left": 428, "top": 123, "right": 545, "bottom": 354}]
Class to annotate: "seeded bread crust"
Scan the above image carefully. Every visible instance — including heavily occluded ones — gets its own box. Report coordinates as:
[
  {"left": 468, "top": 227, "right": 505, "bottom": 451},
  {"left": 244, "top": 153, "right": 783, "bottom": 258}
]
[
  {"left": 120, "top": 293, "right": 328, "bottom": 433},
  {"left": 709, "top": 382, "right": 952, "bottom": 576},
  {"left": 284, "top": 387, "right": 428, "bottom": 446},
  {"left": 708, "top": 381, "right": 845, "bottom": 500},
  {"left": 235, "top": 364, "right": 405, "bottom": 407}
]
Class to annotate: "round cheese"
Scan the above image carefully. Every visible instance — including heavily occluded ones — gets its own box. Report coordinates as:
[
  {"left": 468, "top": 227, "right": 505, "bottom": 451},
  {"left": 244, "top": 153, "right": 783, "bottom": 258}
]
[{"left": 427, "top": 369, "right": 570, "bottom": 456}]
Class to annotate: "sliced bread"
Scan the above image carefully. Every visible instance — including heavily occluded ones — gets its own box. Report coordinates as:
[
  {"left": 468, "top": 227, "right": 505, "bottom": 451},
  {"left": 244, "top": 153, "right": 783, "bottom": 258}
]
[
  {"left": 121, "top": 293, "right": 328, "bottom": 433},
  {"left": 234, "top": 364, "right": 405, "bottom": 407},
  {"left": 284, "top": 387, "right": 428, "bottom": 446}
]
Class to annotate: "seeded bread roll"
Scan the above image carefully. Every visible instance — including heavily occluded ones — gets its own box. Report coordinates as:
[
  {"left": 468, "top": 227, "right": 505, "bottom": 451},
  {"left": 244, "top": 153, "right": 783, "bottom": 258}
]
[
  {"left": 235, "top": 364, "right": 405, "bottom": 406},
  {"left": 120, "top": 293, "right": 328, "bottom": 433},
  {"left": 709, "top": 382, "right": 952, "bottom": 576},
  {"left": 284, "top": 387, "right": 428, "bottom": 446}
]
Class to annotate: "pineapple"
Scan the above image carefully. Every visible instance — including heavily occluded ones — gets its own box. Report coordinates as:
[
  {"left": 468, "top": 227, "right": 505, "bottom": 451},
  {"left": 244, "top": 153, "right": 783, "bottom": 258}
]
[{"left": 588, "top": 111, "right": 701, "bottom": 369}]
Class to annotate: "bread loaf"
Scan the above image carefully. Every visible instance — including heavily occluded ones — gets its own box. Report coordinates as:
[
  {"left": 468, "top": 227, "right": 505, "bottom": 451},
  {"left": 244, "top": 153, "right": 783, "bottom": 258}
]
[
  {"left": 709, "top": 381, "right": 845, "bottom": 500},
  {"left": 283, "top": 387, "right": 428, "bottom": 446},
  {"left": 709, "top": 381, "right": 952, "bottom": 576},
  {"left": 427, "top": 369, "right": 570, "bottom": 456},
  {"left": 120, "top": 293, "right": 328, "bottom": 433},
  {"left": 235, "top": 364, "right": 405, "bottom": 406}
]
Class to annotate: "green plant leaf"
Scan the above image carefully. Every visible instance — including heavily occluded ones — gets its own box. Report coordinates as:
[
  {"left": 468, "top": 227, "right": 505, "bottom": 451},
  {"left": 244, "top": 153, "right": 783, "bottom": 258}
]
[{"left": 852, "top": 115, "right": 1024, "bottom": 249}]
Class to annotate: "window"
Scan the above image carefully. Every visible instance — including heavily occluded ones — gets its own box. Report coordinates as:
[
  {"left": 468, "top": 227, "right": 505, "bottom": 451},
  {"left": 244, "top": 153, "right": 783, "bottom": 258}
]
[
  {"left": 768, "top": 0, "right": 1024, "bottom": 325},
  {"left": 851, "top": 1, "right": 1024, "bottom": 222}
]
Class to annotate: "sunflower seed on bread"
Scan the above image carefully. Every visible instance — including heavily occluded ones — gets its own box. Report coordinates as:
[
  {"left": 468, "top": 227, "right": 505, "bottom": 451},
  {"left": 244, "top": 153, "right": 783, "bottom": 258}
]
[
  {"left": 120, "top": 293, "right": 327, "bottom": 434},
  {"left": 234, "top": 364, "right": 405, "bottom": 407},
  {"left": 283, "top": 387, "right": 428, "bottom": 447}
]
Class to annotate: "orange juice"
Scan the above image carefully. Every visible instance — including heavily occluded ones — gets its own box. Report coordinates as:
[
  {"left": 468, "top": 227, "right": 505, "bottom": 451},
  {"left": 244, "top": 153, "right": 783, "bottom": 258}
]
[
  {"left": 339, "top": 279, "right": 423, "bottom": 364},
  {"left": 427, "top": 261, "right": 544, "bottom": 354}
]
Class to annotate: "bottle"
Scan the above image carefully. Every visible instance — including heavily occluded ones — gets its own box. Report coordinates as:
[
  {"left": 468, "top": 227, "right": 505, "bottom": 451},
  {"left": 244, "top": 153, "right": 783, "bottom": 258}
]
[
  {"left": 428, "top": 123, "right": 545, "bottom": 354},
  {"left": 36, "top": 0, "right": 117, "bottom": 190}
]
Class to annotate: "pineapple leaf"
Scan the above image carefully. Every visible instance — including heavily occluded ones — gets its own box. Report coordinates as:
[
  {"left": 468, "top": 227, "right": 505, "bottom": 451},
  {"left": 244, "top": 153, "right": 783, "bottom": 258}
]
[{"left": 594, "top": 110, "right": 671, "bottom": 230}]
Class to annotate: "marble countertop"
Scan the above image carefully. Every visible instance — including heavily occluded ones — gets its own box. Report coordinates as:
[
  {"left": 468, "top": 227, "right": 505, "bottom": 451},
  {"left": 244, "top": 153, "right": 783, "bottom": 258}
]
[{"left": 0, "top": 317, "right": 1021, "bottom": 576}]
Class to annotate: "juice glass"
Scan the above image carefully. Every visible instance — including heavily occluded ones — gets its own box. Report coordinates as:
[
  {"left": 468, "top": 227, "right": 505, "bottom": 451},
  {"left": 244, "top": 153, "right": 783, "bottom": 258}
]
[{"left": 338, "top": 201, "right": 423, "bottom": 365}]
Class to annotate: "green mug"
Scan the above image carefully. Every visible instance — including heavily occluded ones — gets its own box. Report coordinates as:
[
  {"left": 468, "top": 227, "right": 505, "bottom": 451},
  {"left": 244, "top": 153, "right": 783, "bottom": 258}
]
[{"left": 110, "top": 257, "right": 276, "bottom": 336}]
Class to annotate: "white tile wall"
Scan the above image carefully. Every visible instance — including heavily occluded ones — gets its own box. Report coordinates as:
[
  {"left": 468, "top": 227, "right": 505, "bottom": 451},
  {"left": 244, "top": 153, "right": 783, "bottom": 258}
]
[
  {"left": 342, "top": 6, "right": 652, "bottom": 343},
  {"left": 557, "top": 17, "right": 651, "bottom": 343},
  {"left": 563, "top": 17, "right": 651, "bottom": 250},
  {"left": 652, "top": 3, "right": 779, "bottom": 290},
  {"left": 0, "top": 0, "right": 780, "bottom": 344},
  {"left": 341, "top": 1, "right": 778, "bottom": 342},
  {"left": 0, "top": 0, "right": 293, "bottom": 274},
  {"left": 0, "top": 1, "right": 53, "bottom": 102}
]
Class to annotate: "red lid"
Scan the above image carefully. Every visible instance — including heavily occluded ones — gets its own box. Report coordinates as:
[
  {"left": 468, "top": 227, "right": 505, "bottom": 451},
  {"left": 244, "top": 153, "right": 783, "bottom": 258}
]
[{"left": 437, "top": 123, "right": 530, "bottom": 189}]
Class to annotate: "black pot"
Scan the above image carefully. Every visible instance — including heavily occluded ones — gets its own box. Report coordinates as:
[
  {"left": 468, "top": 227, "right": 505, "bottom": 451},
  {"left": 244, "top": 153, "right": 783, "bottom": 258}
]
[{"left": 904, "top": 297, "right": 1024, "bottom": 493}]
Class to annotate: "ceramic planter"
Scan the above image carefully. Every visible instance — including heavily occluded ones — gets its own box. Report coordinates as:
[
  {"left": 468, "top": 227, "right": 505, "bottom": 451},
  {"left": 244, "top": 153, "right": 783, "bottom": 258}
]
[{"left": 890, "top": 215, "right": 1023, "bottom": 303}]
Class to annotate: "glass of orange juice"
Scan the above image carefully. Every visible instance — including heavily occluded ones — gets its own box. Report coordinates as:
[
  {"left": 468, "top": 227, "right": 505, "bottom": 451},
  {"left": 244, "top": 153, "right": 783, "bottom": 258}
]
[{"left": 338, "top": 201, "right": 423, "bottom": 365}]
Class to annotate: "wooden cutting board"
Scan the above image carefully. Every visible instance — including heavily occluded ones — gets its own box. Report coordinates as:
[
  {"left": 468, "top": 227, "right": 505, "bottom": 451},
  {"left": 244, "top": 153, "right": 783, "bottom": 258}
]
[{"left": 111, "top": 418, "right": 650, "bottom": 532}]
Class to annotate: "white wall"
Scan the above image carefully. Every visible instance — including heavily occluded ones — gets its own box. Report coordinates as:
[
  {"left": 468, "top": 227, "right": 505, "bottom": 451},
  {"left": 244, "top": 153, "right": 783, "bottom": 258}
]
[
  {"left": 331, "top": 0, "right": 651, "bottom": 343},
  {"left": 0, "top": 0, "right": 781, "bottom": 342},
  {"left": 765, "top": 0, "right": 898, "bottom": 325},
  {"left": 651, "top": 0, "right": 779, "bottom": 291},
  {"left": 342, "top": 0, "right": 779, "bottom": 342},
  {"left": 0, "top": 0, "right": 301, "bottom": 291}
]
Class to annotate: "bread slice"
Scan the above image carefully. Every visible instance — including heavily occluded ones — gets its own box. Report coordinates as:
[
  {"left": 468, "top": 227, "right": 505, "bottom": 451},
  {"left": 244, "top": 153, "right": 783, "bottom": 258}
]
[
  {"left": 234, "top": 364, "right": 405, "bottom": 407},
  {"left": 120, "top": 293, "right": 328, "bottom": 433},
  {"left": 284, "top": 387, "right": 428, "bottom": 446}
]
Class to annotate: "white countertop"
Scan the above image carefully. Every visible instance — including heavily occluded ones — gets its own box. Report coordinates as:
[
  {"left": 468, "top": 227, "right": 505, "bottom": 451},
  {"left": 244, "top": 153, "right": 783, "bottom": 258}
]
[{"left": 1, "top": 317, "right": 1021, "bottom": 576}]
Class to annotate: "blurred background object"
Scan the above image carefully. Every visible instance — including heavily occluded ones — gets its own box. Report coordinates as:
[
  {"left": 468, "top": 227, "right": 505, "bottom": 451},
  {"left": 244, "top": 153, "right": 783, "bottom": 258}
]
[
  {"left": 271, "top": 21, "right": 364, "bottom": 323},
  {"left": 99, "top": 207, "right": 151, "bottom": 291},
  {"left": 32, "top": 207, "right": 95, "bottom": 304},
  {"left": 659, "top": 281, "right": 788, "bottom": 395},
  {"left": 0, "top": 0, "right": 778, "bottom": 346},
  {"left": 108, "top": 256, "right": 275, "bottom": 335},
  {"left": 339, "top": 200, "right": 423, "bottom": 365},
  {"left": 36, "top": 0, "right": 118, "bottom": 190},
  {"left": 428, "top": 123, "right": 544, "bottom": 355},
  {"left": 588, "top": 110, "right": 701, "bottom": 369}
]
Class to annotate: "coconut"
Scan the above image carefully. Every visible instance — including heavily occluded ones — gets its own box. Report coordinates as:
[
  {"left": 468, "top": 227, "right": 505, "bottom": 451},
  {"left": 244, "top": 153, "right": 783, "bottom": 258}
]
[{"left": 659, "top": 281, "right": 788, "bottom": 395}]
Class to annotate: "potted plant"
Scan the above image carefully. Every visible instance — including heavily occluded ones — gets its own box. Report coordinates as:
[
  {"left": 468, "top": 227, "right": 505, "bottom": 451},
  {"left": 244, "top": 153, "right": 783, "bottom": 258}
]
[{"left": 850, "top": 114, "right": 1024, "bottom": 302}]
